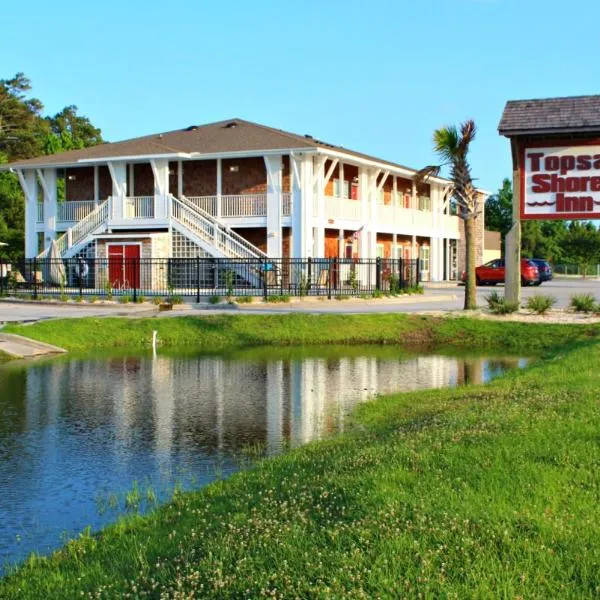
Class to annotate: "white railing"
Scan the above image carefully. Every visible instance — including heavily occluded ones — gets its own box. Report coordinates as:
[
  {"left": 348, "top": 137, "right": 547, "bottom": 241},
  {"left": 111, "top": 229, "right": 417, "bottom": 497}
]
[
  {"left": 376, "top": 204, "right": 434, "bottom": 230},
  {"left": 37, "top": 203, "right": 44, "bottom": 223},
  {"left": 185, "top": 193, "right": 291, "bottom": 218},
  {"left": 222, "top": 194, "right": 266, "bottom": 217},
  {"left": 124, "top": 196, "right": 154, "bottom": 219},
  {"left": 51, "top": 198, "right": 111, "bottom": 256},
  {"left": 282, "top": 192, "right": 291, "bottom": 216},
  {"left": 324, "top": 195, "right": 362, "bottom": 221},
  {"left": 57, "top": 200, "right": 97, "bottom": 222},
  {"left": 171, "top": 196, "right": 267, "bottom": 259},
  {"left": 185, "top": 196, "right": 218, "bottom": 215}
]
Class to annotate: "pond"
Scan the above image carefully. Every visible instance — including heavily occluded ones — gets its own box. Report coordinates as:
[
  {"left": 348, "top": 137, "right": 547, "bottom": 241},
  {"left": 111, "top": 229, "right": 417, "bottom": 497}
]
[{"left": 0, "top": 346, "right": 529, "bottom": 572}]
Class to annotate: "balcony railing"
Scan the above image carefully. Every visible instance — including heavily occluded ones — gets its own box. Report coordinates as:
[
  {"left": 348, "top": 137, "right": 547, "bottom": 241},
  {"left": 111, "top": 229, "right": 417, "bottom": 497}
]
[
  {"left": 324, "top": 195, "right": 362, "bottom": 221},
  {"left": 184, "top": 193, "right": 292, "bottom": 218},
  {"left": 124, "top": 196, "right": 154, "bottom": 219},
  {"left": 58, "top": 200, "right": 97, "bottom": 222}
]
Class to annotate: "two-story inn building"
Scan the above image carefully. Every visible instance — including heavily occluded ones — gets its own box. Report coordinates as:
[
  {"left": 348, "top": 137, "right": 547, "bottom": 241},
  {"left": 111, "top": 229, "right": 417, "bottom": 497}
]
[{"left": 3, "top": 118, "right": 488, "bottom": 282}]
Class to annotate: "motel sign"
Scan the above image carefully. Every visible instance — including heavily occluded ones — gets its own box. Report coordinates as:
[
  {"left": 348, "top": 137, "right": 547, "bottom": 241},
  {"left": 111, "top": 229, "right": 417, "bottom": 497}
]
[
  {"left": 522, "top": 145, "right": 600, "bottom": 219},
  {"left": 499, "top": 94, "right": 600, "bottom": 302}
]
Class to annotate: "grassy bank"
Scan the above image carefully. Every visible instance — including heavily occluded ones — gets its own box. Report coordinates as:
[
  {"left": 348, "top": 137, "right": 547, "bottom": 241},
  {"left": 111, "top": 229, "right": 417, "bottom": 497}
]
[
  {"left": 0, "top": 319, "right": 599, "bottom": 597},
  {"left": 4, "top": 313, "right": 599, "bottom": 354}
]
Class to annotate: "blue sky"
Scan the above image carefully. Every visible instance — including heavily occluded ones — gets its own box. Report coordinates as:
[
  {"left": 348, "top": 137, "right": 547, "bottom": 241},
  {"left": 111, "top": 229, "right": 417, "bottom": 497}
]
[{"left": 3, "top": 0, "right": 600, "bottom": 191}]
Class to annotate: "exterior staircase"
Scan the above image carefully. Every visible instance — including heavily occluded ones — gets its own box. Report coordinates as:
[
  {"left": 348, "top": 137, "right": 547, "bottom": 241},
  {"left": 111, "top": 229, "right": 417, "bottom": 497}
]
[{"left": 171, "top": 195, "right": 267, "bottom": 260}]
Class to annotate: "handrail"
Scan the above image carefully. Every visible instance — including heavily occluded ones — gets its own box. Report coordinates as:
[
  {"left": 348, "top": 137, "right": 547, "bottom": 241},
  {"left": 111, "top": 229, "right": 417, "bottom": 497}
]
[
  {"left": 173, "top": 195, "right": 267, "bottom": 259},
  {"left": 46, "top": 198, "right": 110, "bottom": 256}
]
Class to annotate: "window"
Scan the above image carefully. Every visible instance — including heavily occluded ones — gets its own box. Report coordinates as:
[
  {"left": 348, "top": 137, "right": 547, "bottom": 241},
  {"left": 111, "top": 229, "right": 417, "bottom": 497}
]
[
  {"left": 418, "top": 195, "right": 431, "bottom": 211},
  {"left": 333, "top": 178, "right": 349, "bottom": 198},
  {"left": 376, "top": 244, "right": 385, "bottom": 259},
  {"left": 419, "top": 245, "right": 430, "bottom": 273}
]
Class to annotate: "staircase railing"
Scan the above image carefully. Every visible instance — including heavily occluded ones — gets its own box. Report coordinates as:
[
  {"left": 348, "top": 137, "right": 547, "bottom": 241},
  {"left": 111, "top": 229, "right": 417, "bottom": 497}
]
[
  {"left": 47, "top": 198, "right": 111, "bottom": 257},
  {"left": 172, "top": 195, "right": 267, "bottom": 259}
]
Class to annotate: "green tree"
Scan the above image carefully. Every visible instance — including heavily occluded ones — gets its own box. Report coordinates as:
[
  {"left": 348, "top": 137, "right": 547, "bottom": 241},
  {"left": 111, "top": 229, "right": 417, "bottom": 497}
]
[
  {"left": 484, "top": 177, "right": 512, "bottom": 238},
  {"left": 418, "top": 120, "right": 480, "bottom": 309},
  {"left": 561, "top": 221, "right": 600, "bottom": 277},
  {"left": 0, "top": 73, "right": 102, "bottom": 259}
]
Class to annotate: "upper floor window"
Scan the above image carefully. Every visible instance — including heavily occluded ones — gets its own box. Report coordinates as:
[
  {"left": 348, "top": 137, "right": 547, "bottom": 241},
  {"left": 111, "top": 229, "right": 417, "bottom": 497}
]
[
  {"left": 418, "top": 195, "right": 431, "bottom": 212},
  {"left": 333, "top": 178, "right": 349, "bottom": 199}
]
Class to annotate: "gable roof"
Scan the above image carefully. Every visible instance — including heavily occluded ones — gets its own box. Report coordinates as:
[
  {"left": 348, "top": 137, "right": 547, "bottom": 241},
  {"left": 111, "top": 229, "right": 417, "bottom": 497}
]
[
  {"left": 2, "top": 118, "right": 421, "bottom": 177},
  {"left": 499, "top": 95, "right": 600, "bottom": 137}
]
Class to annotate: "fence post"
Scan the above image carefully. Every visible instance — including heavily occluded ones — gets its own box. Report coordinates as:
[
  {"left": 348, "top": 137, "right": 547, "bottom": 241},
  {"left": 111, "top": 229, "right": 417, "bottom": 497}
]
[
  {"left": 375, "top": 257, "right": 381, "bottom": 291},
  {"left": 79, "top": 260, "right": 84, "bottom": 299},
  {"left": 328, "top": 258, "right": 333, "bottom": 299},
  {"left": 416, "top": 258, "right": 421, "bottom": 286},
  {"left": 132, "top": 259, "right": 137, "bottom": 303},
  {"left": 399, "top": 257, "right": 404, "bottom": 291},
  {"left": 33, "top": 257, "right": 38, "bottom": 300},
  {"left": 263, "top": 260, "right": 268, "bottom": 301},
  {"left": 307, "top": 257, "right": 312, "bottom": 289},
  {"left": 196, "top": 256, "right": 201, "bottom": 303}
]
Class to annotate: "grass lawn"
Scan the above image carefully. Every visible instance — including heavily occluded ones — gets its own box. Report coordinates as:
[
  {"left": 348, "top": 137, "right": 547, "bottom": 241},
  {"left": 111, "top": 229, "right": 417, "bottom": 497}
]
[{"left": 1, "top": 316, "right": 599, "bottom": 597}]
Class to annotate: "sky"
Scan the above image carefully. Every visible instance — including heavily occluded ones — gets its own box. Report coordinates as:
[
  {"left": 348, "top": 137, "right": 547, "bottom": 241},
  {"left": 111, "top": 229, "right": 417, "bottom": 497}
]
[{"left": 3, "top": 0, "right": 600, "bottom": 192}]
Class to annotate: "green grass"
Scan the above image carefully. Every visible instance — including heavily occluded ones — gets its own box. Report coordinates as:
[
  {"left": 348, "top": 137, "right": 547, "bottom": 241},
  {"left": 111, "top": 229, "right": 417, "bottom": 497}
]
[
  {"left": 4, "top": 313, "right": 598, "bottom": 354},
  {"left": 1, "top": 331, "right": 599, "bottom": 597}
]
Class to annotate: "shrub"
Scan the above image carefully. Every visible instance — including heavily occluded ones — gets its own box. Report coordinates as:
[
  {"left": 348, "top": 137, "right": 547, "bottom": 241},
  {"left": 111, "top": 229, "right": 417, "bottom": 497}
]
[
  {"left": 169, "top": 295, "right": 183, "bottom": 305},
  {"left": 265, "top": 294, "right": 291, "bottom": 303},
  {"left": 335, "top": 294, "right": 350, "bottom": 301},
  {"left": 236, "top": 296, "right": 253, "bottom": 304},
  {"left": 135, "top": 295, "right": 145, "bottom": 304},
  {"left": 119, "top": 295, "right": 132, "bottom": 304},
  {"left": 75, "top": 295, "right": 84, "bottom": 303},
  {"left": 371, "top": 290, "right": 384, "bottom": 299},
  {"left": 486, "top": 291, "right": 519, "bottom": 315},
  {"left": 208, "top": 295, "right": 221, "bottom": 305},
  {"left": 525, "top": 294, "right": 556, "bottom": 315},
  {"left": 59, "top": 293, "right": 69, "bottom": 302},
  {"left": 89, "top": 295, "right": 99, "bottom": 304},
  {"left": 152, "top": 296, "right": 162, "bottom": 305},
  {"left": 570, "top": 293, "right": 596, "bottom": 313}
]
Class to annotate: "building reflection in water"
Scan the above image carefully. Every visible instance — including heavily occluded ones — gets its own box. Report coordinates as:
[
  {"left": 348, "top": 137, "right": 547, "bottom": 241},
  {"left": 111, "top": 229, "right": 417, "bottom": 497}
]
[{"left": 0, "top": 351, "right": 525, "bottom": 570}]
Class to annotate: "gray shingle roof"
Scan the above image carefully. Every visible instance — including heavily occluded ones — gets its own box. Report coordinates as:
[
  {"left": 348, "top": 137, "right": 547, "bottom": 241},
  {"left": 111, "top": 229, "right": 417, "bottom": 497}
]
[
  {"left": 499, "top": 95, "right": 600, "bottom": 136},
  {"left": 1, "top": 118, "right": 419, "bottom": 175}
]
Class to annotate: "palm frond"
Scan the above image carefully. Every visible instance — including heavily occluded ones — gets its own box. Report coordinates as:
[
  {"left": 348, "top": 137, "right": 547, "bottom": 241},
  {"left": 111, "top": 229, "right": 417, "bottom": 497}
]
[
  {"left": 457, "top": 120, "right": 476, "bottom": 156},
  {"left": 433, "top": 126, "right": 459, "bottom": 162},
  {"left": 414, "top": 165, "right": 441, "bottom": 196}
]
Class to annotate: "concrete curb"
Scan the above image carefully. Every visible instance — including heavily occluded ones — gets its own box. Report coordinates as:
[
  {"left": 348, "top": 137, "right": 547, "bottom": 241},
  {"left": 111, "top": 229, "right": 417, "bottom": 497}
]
[{"left": 0, "top": 333, "right": 67, "bottom": 359}]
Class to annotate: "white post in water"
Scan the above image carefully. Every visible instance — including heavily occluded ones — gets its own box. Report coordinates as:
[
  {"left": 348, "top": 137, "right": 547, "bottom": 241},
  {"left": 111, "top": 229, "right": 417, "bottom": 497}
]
[{"left": 152, "top": 330, "right": 158, "bottom": 357}]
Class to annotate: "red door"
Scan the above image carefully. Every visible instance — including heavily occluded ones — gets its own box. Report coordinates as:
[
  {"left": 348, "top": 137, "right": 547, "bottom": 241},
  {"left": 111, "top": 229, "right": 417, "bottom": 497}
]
[{"left": 108, "top": 245, "right": 140, "bottom": 289}]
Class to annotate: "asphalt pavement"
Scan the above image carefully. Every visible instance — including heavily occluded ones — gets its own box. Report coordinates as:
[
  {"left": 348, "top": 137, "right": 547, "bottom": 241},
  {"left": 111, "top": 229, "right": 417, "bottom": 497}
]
[{"left": 0, "top": 278, "right": 598, "bottom": 322}]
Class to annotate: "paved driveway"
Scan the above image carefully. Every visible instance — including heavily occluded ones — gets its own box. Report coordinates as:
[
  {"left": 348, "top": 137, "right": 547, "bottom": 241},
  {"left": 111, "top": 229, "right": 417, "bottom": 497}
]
[{"left": 0, "top": 278, "right": 597, "bottom": 321}]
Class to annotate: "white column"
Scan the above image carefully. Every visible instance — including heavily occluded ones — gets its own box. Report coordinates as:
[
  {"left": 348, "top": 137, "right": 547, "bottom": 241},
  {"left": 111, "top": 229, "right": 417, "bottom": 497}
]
[
  {"left": 37, "top": 168, "right": 57, "bottom": 248},
  {"left": 216, "top": 158, "right": 222, "bottom": 218},
  {"left": 338, "top": 228, "right": 345, "bottom": 257},
  {"left": 150, "top": 159, "right": 169, "bottom": 219},
  {"left": 412, "top": 234, "right": 417, "bottom": 260},
  {"left": 411, "top": 180, "right": 417, "bottom": 210},
  {"left": 264, "top": 154, "right": 283, "bottom": 258},
  {"left": 266, "top": 361, "right": 284, "bottom": 455},
  {"left": 291, "top": 153, "right": 313, "bottom": 258},
  {"left": 358, "top": 167, "right": 369, "bottom": 258},
  {"left": 128, "top": 164, "right": 135, "bottom": 196},
  {"left": 17, "top": 170, "right": 39, "bottom": 257},
  {"left": 392, "top": 233, "right": 397, "bottom": 259},
  {"left": 108, "top": 162, "right": 127, "bottom": 219},
  {"left": 177, "top": 160, "right": 183, "bottom": 198},
  {"left": 314, "top": 156, "right": 326, "bottom": 257}
]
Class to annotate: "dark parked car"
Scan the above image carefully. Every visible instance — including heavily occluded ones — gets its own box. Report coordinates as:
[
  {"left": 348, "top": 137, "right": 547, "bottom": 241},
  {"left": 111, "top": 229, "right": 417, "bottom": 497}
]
[
  {"left": 530, "top": 259, "right": 553, "bottom": 285},
  {"left": 461, "top": 259, "right": 539, "bottom": 286}
]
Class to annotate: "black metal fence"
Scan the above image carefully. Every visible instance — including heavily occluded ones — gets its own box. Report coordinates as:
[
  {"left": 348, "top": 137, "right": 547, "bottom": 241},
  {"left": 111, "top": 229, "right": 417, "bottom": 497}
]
[{"left": 0, "top": 257, "right": 420, "bottom": 301}]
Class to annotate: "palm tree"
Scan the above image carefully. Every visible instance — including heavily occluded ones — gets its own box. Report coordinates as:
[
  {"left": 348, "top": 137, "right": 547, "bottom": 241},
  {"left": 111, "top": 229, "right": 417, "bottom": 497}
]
[{"left": 417, "top": 120, "right": 481, "bottom": 309}]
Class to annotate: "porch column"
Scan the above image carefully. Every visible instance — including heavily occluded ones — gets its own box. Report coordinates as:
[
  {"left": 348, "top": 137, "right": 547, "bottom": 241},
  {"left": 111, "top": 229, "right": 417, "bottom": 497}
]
[
  {"left": 338, "top": 228, "right": 345, "bottom": 257},
  {"left": 37, "top": 168, "right": 57, "bottom": 249},
  {"left": 17, "top": 170, "right": 39, "bottom": 257},
  {"left": 313, "top": 156, "right": 326, "bottom": 257},
  {"left": 177, "top": 161, "right": 183, "bottom": 198},
  {"left": 264, "top": 154, "right": 283, "bottom": 258},
  {"left": 412, "top": 235, "right": 417, "bottom": 260},
  {"left": 358, "top": 167, "right": 369, "bottom": 258},
  {"left": 291, "top": 153, "right": 313, "bottom": 258},
  {"left": 392, "top": 233, "right": 397, "bottom": 259},
  {"left": 150, "top": 159, "right": 169, "bottom": 219},
  {"left": 216, "top": 158, "right": 222, "bottom": 218},
  {"left": 108, "top": 162, "right": 127, "bottom": 219}
]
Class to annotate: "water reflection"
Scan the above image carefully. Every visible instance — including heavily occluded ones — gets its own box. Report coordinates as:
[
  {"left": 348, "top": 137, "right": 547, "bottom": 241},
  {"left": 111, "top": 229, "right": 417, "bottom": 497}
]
[{"left": 0, "top": 349, "right": 526, "bottom": 570}]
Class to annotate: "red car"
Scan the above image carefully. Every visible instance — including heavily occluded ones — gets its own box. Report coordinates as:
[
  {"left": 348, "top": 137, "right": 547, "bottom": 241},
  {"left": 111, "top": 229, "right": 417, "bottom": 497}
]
[{"left": 461, "top": 259, "right": 539, "bottom": 286}]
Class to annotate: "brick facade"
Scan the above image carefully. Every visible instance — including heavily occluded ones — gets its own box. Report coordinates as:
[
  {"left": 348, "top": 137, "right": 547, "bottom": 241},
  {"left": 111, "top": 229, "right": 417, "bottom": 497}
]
[
  {"left": 183, "top": 160, "right": 217, "bottom": 196},
  {"left": 132, "top": 163, "right": 154, "bottom": 196},
  {"left": 65, "top": 167, "right": 94, "bottom": 200},
  {"left": 233, "top": 227, "right": 267, "bottom": 253},
  {"left": 222, "top": 157, "right": 266, "bottom": 195}
]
